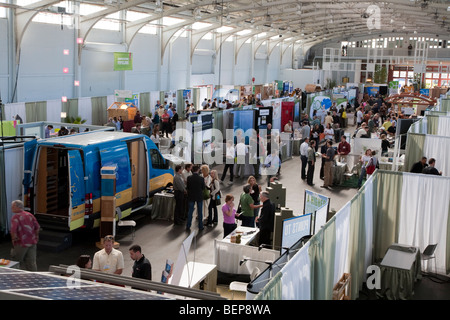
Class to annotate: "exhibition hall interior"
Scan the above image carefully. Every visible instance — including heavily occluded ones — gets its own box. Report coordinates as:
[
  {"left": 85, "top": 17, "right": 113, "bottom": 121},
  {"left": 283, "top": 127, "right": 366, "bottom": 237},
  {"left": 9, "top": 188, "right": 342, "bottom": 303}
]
[{"left": 1, "top": 0, "right": 450, "bottom": 303}]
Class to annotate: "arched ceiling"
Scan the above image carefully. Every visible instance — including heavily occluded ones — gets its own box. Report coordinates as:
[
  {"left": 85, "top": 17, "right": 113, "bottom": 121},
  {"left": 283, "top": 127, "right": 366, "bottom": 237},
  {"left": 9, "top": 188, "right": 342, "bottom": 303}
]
[{"left": 3, "top": 0, "right": 450, "bottom": 49}]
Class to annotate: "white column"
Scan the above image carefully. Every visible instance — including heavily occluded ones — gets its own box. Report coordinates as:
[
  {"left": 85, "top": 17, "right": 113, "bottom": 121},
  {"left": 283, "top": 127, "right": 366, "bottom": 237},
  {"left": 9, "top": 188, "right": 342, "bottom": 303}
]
[{"left": 354, "top": 59, "right": 362, "bottom": 83}]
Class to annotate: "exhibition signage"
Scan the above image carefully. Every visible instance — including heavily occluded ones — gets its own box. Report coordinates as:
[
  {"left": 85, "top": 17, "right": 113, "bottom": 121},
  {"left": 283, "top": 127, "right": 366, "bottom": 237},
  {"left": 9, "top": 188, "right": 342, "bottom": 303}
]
[
  {"left": 303, "top": 189, "right": 330, "bottom": 235},
  {"left": 125, "top": 94, "right": 139, "bottom": 108},
  {"left": 281, "top": 213, "right": 312, "bottom": 254},
  {"left": 304, "top": 189, "right": 329, "bottom": 216},
  {"left": 113, "top": 52, "right": 133, "bottom": 71},
  {"left": 309, "top": 95, "right": 332, "bottom": 119}
]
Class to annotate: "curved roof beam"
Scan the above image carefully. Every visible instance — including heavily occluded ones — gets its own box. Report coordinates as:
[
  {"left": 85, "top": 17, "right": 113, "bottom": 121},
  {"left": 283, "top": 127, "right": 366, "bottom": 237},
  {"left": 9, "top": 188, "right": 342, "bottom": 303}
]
[{"left": 14, "top": 0, "right": 62, "bottom": 63}]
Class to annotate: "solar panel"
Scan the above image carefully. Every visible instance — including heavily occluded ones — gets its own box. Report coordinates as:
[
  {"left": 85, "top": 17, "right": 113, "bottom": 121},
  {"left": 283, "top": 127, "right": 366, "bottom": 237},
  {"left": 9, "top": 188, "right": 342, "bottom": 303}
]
[{"left": 0, "top": 268, "right": 169, "bottom": 300}]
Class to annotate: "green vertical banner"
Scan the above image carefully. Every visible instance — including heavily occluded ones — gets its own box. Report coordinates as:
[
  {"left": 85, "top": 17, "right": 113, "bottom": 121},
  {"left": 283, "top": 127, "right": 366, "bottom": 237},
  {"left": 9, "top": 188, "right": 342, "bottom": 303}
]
[{"left": 114, "top": 52, "right": 133, "bottom": 71}]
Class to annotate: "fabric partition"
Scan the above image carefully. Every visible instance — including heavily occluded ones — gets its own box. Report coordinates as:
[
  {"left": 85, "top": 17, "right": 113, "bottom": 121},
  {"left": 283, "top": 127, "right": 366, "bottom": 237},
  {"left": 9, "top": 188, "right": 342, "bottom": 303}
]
[
  {"left": 255, "top": 272, "right": 282, "bottom": 300},
  {"left": 426, "top": 115, "right": 439, "bottom": 135},
  {"left": 46, "top": 100, "right": 62, "bottom": 123},
  {"left": 61, "top": 99, "right": 79, "bottom": 121},
  {"left": 423, "top": 135, "right": 450, "bottom": 177},
  {"left": 139, "top": 92, "right": 150, "bottom": 116},
  {"left": 348, "top": 186, "right": 366, "bottom": 298},
  {"left": 25, "top": 101, "right": 47, "bottom": 122},
  {"left": 280, "top": 242, "right": 311, "bottom": 300},
  {"left": 308, "top": 216, "right": 336, "bottom": 300},
  {"left": 91, "top": 96, "right": 108, "bottom": 126},
  {"left": 373, "top": 171, "right": 403, "bottom": 262},
  {"left": 333, "top": 202, "right": 351, "bottom": 286},
  {"left": 436, "top": 116, "right": 450, "bottom": 137},
  {"left": 398, "top": 173, "right": 450, "bottom": 274},
  {"left": 4, "top": 102, "right": 26, "bottom": 124},
  {"left": 78, "top": 97, "right": 92, "bottom": 125},
  {"left": 364, "top": 175, "right": 376, "bottom": 271},
  {"left": 404, "top": 133, "right": 425, "bottom": 173},
  {"left": 150, "top": 91, "right": 160, "bottom": 115},
  {"left": 212, "top": 110, "right": 224, "bottom": 134},
  {"left": 0, "top": 148, "right": 6, "bottom": 234}
]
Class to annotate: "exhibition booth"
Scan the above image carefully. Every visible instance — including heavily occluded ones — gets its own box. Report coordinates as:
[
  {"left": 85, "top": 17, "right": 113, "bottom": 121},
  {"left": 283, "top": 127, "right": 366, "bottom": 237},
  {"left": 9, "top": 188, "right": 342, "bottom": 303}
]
[{"left": 250, "top": 170, "right": 450, "bottom": 300}]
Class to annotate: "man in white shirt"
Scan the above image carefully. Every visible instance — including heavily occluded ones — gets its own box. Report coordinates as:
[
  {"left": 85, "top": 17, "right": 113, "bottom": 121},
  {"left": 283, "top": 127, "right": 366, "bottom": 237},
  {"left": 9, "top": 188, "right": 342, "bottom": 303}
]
[
  {"left": 221, "top": 141, "right": 235, "bottom": 183},
  {"left": 235, "top": 138, "right": 248, "bottom": 178},
  {"left": 263, "top": 150, "right": 281, "bottom": 187},
  {"left": 93, "top": 235, "right": 124, "bottom": 275},
  {"left": 201, "top": 98, "right": 207, "bottom": 108},
  {"left": 356, "top": 108, "right": 363, "bottom": 127},
  {"left": 300, "top": 137, "right": 310, "bottom": 180}
]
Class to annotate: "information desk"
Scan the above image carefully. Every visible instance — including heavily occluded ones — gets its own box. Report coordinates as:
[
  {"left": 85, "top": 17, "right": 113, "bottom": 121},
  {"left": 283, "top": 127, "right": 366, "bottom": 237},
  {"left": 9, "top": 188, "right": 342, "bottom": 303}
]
[
  {"left": 214, "top": 227, "right": 280, "bottom": 275},
  {"left": 151, "top": 192, "right": 175, "bottom": 220},
  {"left": 177, "top": 262, "right": 217, "bottom": 293},
  {"left": 378, "top": 243, "right": 422, "bottom": 300}
]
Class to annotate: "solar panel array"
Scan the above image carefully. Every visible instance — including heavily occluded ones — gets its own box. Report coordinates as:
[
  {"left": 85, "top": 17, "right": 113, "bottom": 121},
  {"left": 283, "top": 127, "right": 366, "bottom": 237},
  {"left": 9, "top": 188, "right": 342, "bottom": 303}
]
[{"left": 0, "top": 267, "right": 169, "bottom": 300}]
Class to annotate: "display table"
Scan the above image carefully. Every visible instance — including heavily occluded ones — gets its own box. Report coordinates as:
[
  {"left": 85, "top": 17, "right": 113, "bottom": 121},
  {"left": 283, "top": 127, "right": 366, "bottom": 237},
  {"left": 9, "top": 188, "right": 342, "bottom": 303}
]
[
  {"left": 214, "top": 227, "right": 279, "bottom": 276},
  {"left": 221, "top": 226, "right": 259, "bottom": 246},
  {"left": 0, "top": 260, "right": 19, "bottom": 269},
  {"left": 151, "top": 192, "right": 175, "bottom": 220},
  {"left": 377, "top": 243, "right": 422, "bottom": 300},
  {"left": 177, "top": 261, "right": 217, "bottom": 293}
]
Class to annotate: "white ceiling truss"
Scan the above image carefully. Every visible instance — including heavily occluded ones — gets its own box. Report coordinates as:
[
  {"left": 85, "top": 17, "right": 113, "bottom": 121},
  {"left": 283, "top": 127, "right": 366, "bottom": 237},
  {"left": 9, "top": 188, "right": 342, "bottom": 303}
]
[{"left": 2, "top": 0, "right": 450, "bottom": 64}]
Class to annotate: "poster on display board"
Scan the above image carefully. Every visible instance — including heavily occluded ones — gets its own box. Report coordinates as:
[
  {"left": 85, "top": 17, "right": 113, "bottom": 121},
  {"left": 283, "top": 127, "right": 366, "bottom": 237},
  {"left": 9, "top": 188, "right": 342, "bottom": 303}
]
[
  {"left": 183, "top": 90, "right": 192, "bottom": 101},
  {"left": 313, "top": 205, "right": 329, "bottom": 235},
  {"left": 303, "top": 189, "right": 329, "bottom": 216},
  {"left": 281, "top": 214, "right": 312, "bottom": 255},
  {"left": 365, "top": 87, "right": 379, "bottom": 96},
  {"left": 309, "top": 95, "right": 332, "bottom": 120},
  {"left": 125, "top": 94, "right": 139, "bottom": 109},
  {"left": 347, "top": 89, "right": 357, "bottom": 106}
]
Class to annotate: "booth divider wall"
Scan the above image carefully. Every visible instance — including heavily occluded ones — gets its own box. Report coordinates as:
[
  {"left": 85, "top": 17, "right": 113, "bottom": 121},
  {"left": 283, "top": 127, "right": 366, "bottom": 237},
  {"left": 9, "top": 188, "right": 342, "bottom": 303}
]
[{"left": 255, "top": 170, "right": 450, "bottom": 300}]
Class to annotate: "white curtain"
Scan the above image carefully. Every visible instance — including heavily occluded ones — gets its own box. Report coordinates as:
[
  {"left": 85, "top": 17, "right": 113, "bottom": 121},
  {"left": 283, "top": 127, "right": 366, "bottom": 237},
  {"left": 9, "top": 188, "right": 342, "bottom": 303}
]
[
  {"left": 423, "top": 135, "right": 450, "bottom": 177},
  {"left": 398, "top": 173, "right": 450, "bottom": 274},
  {"left": 437, "top": 117, "right": 450, "bottom": 137},
  {"left": 5, "top": 102, "right": 26, "bottom": 123},
  {"left": 333, "top": 202, "right": 351, "bottom": 285},
  {"left": 78, "top": 97, "right": 92, "bottom": 125},
  {"left": 281, "top": 242, "right": 311, "bottom": 300},
  {"left": 46, "top": 99, "right": 62, "bottom": 123},
  {"left": 363, "top": 175, "right": 375, "bottom": 270}
]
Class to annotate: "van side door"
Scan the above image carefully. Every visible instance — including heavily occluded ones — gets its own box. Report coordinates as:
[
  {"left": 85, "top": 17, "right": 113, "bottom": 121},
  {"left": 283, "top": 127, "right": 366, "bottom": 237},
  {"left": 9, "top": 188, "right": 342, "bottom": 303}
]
[
  {"left": 23, "top": 139, "right": 38, "bottom": 211},
  {"left": 68, "top": 149, "right": 86, "bottom": 230}
]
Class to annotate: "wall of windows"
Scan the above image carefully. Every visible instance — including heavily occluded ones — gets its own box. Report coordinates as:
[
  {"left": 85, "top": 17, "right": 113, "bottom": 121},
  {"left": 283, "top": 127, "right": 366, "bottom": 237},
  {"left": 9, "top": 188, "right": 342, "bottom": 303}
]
[{"left": 342, "top": 36, "right": 450, "bottom": 50}]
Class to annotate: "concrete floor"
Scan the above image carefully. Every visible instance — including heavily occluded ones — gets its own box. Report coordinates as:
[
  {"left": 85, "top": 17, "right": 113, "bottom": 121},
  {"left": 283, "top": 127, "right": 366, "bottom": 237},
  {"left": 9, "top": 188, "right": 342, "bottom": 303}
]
[{"left": 1, "top": 117, "right": 449, "bottom": 300}]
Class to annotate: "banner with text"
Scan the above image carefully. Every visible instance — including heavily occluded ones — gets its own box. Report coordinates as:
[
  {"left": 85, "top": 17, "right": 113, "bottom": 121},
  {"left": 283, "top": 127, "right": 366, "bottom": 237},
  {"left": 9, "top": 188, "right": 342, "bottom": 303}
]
[{"left": 114, "top": 52, "right": 133, "bottom": 71}]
